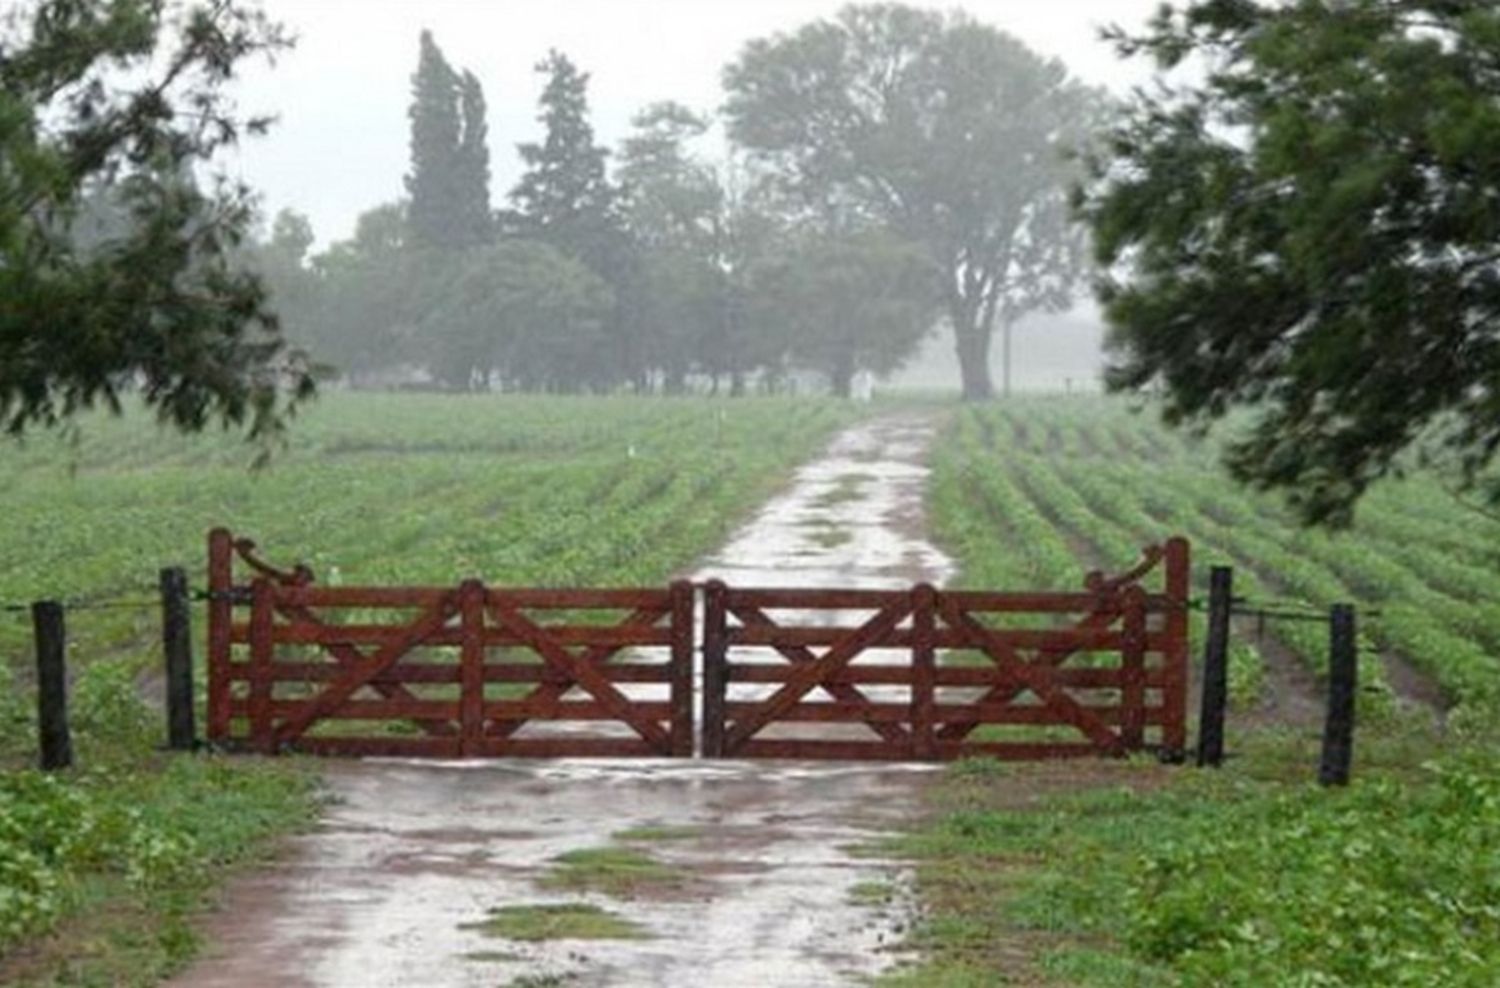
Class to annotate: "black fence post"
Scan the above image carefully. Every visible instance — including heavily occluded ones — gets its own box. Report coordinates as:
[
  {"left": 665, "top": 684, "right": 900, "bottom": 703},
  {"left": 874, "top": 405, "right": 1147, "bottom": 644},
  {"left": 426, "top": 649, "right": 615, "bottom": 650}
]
[
  {"left": 160, "top": 567, "right": 196, "bottom": 751},
  {"left": 32, "top": 600, "right": 72, "bottom": 771},
  {"left": 1319, "top": 603, "right": 1358, "bottom": 787},
  {"left": 1196, "top": 566, "right": 1233, "bottom": 768}
]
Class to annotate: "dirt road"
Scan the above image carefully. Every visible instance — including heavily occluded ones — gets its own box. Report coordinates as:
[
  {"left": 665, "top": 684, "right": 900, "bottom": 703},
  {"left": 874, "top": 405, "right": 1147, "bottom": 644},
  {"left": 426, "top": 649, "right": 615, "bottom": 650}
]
[{"left": 171, "top": 414, "right": 954, "bottom": 988}]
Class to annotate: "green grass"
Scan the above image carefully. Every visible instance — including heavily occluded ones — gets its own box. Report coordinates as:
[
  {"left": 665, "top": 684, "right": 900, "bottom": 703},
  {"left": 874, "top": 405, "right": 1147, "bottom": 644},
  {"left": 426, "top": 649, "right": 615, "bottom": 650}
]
[
  {"left": 883, "top": 730, "right": 1500, "bottom": 987},
  {"left": 538, "top": 847, "right": 684, "bottom": 897},
  {"left": 461, "top": 903, "right": 648, "bottom": 942},
  {"left": 0, "top": 753, "right": 319, "bottom": 987},
  {"left": 611, "top": 824, "right": 702, "bottom": 842},
  {"left": 848, "top": 880, "right": 898, "bottom": 907}
]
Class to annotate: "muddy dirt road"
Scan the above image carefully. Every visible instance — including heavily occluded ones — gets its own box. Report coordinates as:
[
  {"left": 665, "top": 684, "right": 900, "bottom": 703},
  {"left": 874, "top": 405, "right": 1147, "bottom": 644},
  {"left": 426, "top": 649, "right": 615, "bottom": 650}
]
[{"left": 172, "top": 415, "right": 954, "bottom": 988}]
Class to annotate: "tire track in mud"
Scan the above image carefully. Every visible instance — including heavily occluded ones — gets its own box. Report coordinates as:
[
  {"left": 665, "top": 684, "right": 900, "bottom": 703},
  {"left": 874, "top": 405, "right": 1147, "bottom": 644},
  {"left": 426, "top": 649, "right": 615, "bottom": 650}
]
[{"left": 170, "top": 414, "right": 954, "bottom": 988}]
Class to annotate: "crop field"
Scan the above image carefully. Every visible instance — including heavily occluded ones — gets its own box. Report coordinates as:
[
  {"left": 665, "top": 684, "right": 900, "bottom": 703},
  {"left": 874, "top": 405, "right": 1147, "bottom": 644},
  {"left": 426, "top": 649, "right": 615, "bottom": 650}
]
[
  {"left": 4, "top": 393, "right": 1499, "bottom": 987},
  {"left": 901, "top": 397, "right": 1500, "bottom": 988},
  {"left": 931, "top": 399, "right": 1500, "bottom": 721},
  {"left": 0, "top": 393, "right": 856, "bottom": 984}
]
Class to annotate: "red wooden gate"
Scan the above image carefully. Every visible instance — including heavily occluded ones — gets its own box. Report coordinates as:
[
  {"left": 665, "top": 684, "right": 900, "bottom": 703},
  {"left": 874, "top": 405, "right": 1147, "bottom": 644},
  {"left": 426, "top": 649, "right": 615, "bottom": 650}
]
[
  {"left": 700, "top": 538, "right": 1189, "bottom": 761},
  {"left": 206, "top": 530, "right": 1188, "bottom": 761},
  {"left": 205, "top": 529, "right": 693, "bottom": 758}
]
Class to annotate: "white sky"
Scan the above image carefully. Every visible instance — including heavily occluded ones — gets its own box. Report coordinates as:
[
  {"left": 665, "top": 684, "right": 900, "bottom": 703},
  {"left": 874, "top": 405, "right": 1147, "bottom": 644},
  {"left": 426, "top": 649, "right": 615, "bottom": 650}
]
[{"left": 229, "top": 0, "right": 1168, "bottom": 247}]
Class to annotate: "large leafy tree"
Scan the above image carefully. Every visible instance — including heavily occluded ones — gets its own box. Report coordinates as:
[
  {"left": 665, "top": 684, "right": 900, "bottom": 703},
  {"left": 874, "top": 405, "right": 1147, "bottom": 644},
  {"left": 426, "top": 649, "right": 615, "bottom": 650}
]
[
  {"left": 724, "top": 4, "right": 1104, "bottom": 400},
  {"left": 0, "top": 0, "right": 313, "bottom": 441},
  {"left": 1079, "top": 0, "right": 1500, "bottom": 525},
  {"left": 405, "top": 30, "right": 491, "bottom": 250}
]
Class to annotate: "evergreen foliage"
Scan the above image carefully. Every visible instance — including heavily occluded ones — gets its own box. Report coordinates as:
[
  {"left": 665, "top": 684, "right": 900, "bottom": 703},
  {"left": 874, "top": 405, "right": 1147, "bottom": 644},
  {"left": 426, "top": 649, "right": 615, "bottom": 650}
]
[
  {"left": 1079, "top": 0, "right": 1500, "bottom": 525},
  {"left": 405, "top": 31, "right": 491, "bottom": 250},
  {"left": 0, "top": 0, "right": 314, "bottom": 444}
]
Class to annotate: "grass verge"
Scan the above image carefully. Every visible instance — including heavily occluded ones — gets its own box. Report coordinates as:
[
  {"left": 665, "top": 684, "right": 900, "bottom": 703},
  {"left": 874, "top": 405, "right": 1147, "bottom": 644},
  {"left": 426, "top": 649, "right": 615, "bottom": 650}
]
[
  {"left": 880, "top": 725, "right": 1500, "bottom": 987},
  {"left": 461, "top": 903, "right": 648, "bottom": 942},
  {"left": 539, "top": 847, "right": 685, "bottom": 898},
  {"left": 0, "top": 752, "right": 318, "bottom": 987}
]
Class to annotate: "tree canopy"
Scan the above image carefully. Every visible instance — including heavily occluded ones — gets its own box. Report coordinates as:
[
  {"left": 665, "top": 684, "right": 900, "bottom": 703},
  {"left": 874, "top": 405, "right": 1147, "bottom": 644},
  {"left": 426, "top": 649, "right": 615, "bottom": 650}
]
[
  {"left": 1079, "top": 0, "right": 1500, "bottom": 525},
  {"left": 0, "top": 0, "right": 314, "bottom": 442},
  {"left": 724, "top": 4, "right": 1105, "bottom": 400}
]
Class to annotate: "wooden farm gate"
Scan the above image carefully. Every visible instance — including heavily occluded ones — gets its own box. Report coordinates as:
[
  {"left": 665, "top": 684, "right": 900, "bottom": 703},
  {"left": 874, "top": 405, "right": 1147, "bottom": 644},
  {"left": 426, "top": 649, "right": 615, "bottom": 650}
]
[
  {"left": 206, "top": 529, "right": 1189, "bottom": 761},
  {"left": 205, "top": 530, "right": 694, "bottom": 757},
  {"left": 701, "top": 537, "right": 1190, "bottom": 761}
]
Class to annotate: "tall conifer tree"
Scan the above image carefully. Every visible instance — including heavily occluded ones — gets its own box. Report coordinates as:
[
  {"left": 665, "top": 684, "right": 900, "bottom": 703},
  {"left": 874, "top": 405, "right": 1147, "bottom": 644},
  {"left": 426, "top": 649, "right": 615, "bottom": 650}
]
[
  {"left": 406, "top": 31, "right": 491, "bottom": 249},
  {"left": 508, "top": 50, "right": 616, "bottom": 255}
]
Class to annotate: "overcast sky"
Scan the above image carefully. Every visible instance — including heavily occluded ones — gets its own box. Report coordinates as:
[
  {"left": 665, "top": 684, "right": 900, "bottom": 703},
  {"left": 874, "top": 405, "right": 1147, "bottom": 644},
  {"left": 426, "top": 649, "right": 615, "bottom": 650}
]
[{"left": 228, "top": 0, "right": 1169, "bottom": 247}]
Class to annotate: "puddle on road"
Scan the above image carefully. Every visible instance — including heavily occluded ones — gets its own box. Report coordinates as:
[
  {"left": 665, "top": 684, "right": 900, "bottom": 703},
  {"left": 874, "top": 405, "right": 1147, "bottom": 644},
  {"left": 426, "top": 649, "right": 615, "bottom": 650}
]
[{"left": 172, "top": 415, "right": 954, "bottom": 988}]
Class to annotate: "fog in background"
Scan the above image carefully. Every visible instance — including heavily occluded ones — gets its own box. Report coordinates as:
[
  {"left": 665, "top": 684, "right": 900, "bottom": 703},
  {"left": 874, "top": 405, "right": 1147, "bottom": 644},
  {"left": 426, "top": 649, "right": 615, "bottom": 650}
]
[{"left": 227, "top": 0, "right": 1170, "bottom": 393}]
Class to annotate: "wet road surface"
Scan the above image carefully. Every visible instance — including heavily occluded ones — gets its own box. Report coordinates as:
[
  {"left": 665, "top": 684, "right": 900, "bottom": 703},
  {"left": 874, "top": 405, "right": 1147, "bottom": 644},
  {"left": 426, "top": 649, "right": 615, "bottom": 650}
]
[{"left": 172, "top": 414, "right": 954, "bottom": 988}]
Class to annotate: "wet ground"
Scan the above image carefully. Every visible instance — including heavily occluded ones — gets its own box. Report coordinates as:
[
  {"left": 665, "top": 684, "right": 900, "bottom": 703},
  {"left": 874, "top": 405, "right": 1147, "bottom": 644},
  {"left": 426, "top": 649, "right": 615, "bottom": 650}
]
[{"left": 172, "top": 414, "right": 955, "bottom": 988}]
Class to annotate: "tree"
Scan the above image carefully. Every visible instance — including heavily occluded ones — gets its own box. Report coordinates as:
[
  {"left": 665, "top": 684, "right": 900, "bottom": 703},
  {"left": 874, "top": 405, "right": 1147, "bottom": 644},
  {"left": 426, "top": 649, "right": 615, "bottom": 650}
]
[
  {"left": 0, "top": 0, "right": 313, "bottom": 441},
  {"left": 405, "top": 31, "right": 491, "bottom": 250},
  {"left": 509, "top": 50, "right": 632, "bottom": 391},
  {"left": 757, "top": 228, "right": 940, "bottom": 396},
  {"left": 723, "top": 4, "right": 1104, "bottom": 400},
  {"left": 306, "top": 201, "right": 432, "bottom": 381},
  {"left": 508, "top": 50, "right": 618, "bottom": 253},
  {"left": 617, "top": 102, "right": 724, "bottom": 391},
  {"left": 1078, "top": 1, "right": 1500, "bottom": 526}
]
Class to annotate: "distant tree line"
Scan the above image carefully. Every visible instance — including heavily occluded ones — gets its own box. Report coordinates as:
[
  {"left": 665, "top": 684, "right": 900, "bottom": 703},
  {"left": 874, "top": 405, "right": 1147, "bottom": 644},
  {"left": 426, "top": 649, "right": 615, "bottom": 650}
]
[{"left": 250, "top": 7, "right": 1102, "bottom": 398}]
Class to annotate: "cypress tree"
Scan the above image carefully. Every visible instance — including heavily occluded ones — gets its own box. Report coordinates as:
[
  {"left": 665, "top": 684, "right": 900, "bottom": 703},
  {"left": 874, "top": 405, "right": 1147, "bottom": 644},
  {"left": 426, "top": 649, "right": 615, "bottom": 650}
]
[
  {"left": 406, "top": 31, "right": 491, "bottom": 249},
  {"left": 456, "top": 69, "right": 493, "bottom": 247}
]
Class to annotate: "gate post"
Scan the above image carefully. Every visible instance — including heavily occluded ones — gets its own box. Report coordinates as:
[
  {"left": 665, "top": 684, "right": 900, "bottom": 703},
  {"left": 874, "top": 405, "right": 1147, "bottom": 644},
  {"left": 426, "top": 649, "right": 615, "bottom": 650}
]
[
  {"left": 1120, "top": 585, "right": 1148, "bottom": 749},
  {"left": 459, "top": 580, "right": 486, "bottom": 757},
  {"left": 207, "top": 528, "right": 234, "bottom": 745},
  {"left": 701, "top": 580, "right": 729, "bottom": 758},
  {"left": 32, "top": 600, "right": 72, "bottom": 771},
  {"left": 1196, "top": 565, "right": 1234, "bottom": 768},
  {"left": 1319, "top": 604, "right": 1358, "bottom": 787},
  {"left": 1161, "top": 537, "right": 1191, "bottom": 757},
  {"left": 668, "top": 581, "right": 695, "bottom": 757},
  {"left": 248, "top": 578, "right": 275, "bottom": 754},
  {"left": 910, "top": 584, "right": 937, "bottom": 759},
  {"left": 160, "top": 566, "right": 196, "bottom": 751}
]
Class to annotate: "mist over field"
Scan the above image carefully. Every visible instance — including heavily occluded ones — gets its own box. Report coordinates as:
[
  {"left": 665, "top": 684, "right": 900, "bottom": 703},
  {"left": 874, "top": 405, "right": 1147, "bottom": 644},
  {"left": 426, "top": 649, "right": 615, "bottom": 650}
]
[{"left": 5, "top": 3, "right": 1500, "bottom": 987}]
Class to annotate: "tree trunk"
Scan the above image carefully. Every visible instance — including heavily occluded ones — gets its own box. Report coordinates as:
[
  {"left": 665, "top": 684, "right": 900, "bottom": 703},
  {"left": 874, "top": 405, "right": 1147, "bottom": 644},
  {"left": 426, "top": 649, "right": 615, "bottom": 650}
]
[
  {"left": 729, "top": 371, "right": 746, "bottom": 397},
  {"left": 953, "top": 313, "right": 994, "bottom": 401},
  {"left": 1002, "top": 318, "right": 1013, "bottom": 399},
  {"left": 830, "top": 355, "right": 855, "bottom": 399}
]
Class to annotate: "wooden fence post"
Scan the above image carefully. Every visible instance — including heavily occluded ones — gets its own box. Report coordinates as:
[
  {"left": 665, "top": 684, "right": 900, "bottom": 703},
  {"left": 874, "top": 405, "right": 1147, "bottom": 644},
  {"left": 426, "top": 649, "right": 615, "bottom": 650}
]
[
  {"left": 701, "top": 580, "right": 729, "bottom": 758},
  {"left": 1161, "top": 537, "right": 1191, "bottom": 756},
  {"left": 1196, "top": 566, "right": 1233, "bottom": 768},
  {"left": 206, "top": 527, "right": 233, "bottom": 745},
  {"left": 1120, "top": 585, "right": 1148, "bottom": 750},
  {"left": 160, "top": 567, "right": 196, "bottom": 751},
  {"left": 669, "top": 580, "right": 695, "bottom": 757},
  {"left": 32, "top": 600, "right": 72, "bottom": 771},
  {"left": 1319, "top": 603, "right": 1358, "bottom": 787},
  {"left": 459, "top": 580, "right": 486, "bottom": 758},
  {"left": 910, "top": 584, "right": 937, "bottom": 760}
]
